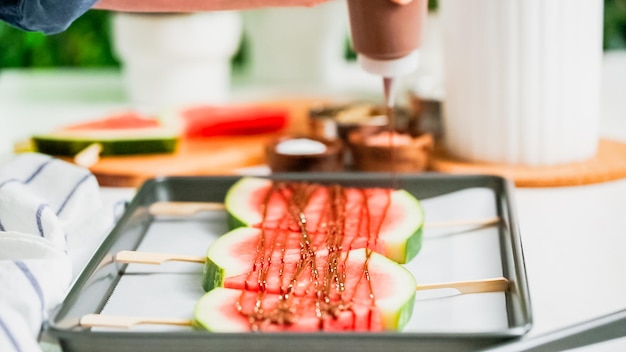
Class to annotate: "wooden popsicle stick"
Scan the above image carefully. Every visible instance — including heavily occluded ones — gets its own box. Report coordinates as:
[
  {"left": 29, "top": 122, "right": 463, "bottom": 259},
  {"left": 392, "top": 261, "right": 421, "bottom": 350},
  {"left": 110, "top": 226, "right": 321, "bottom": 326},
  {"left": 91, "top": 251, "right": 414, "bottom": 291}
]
[
  {"left": 147, "top": 201, "right": 500, "bottom": 229},
  {"left": 114, "top": 250, "right": 205, "bottom": 265},
  {"left": 79, "top": 277, "right": 509, "bottom": 329},
  {"left": 417, "top": 277, "right": 509, "bottom": 294},
  {"left": 80, "top": 314, "right": 192, "bottom": 329},
  {"left": 74, "top": 143, "right": 102, "bottom": 168},
  {"left": 114, "top": 250, "right": 509, "bottom": 295}
]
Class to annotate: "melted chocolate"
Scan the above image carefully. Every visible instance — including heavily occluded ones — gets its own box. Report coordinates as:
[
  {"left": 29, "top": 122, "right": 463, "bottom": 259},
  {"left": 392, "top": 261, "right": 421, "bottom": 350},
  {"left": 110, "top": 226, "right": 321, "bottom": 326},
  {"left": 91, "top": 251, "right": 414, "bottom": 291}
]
[{"left": 236, "top": 181, "right": 393, "bottom": 331}]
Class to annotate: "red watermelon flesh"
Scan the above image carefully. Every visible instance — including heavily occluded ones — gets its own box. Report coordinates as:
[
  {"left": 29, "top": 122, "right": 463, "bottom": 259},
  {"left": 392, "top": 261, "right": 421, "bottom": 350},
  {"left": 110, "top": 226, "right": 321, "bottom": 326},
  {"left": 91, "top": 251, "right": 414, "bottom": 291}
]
[
  {"left": 229, "top": 181, "right": 412, "bottom": 260},
  {"left": 179, "top": 105, "right": 288, "bottom": 138},
  {"left": 241, "top": 182, "right": 396, "bottom": 245},
  {"left": 225, "top": 178, "right": 424, "bottom": 264},
  {"left": 61, "top": 112, "right": 163, "bottom": 131},
  {"left": 225, "top": 248, "right": 406, "bottom": 303},
  {"left": 195, "top": 287, "right": 383, "bottom": 332},
  {"left": 220, "top": 225, "right": 384, "bottom": 264},
  {"left": 206, "top": 227, "right": 386, "bottom": 294}
]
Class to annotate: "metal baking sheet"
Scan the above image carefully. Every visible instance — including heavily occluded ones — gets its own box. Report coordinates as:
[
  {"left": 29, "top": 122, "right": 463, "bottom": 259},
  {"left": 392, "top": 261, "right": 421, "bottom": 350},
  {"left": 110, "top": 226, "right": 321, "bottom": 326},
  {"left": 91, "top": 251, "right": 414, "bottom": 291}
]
[{"left": 47, "top": 173, "right": 532, "bottom": 352}]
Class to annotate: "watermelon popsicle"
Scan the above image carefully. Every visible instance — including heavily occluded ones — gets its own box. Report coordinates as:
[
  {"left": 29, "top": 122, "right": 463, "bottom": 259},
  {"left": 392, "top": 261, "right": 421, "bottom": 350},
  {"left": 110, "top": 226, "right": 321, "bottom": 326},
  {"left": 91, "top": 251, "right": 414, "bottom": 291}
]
[
  {"left": 224, "top": 177, "right": 425, "bottom": 264},
  {"left": 195, "top": 248, "right": 417, "bottom": 332},
  {"left": 198, "top": 178, "right": 423, "bottom": 332}
]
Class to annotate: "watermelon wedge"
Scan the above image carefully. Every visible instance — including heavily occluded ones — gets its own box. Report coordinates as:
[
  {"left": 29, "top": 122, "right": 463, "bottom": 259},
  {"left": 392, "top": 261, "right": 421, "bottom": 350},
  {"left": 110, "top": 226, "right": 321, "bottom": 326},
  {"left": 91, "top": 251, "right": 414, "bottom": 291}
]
[
  {"left": 195, "top": 248, "right": 416, "bottom": 332},
  {"left": 203, "top": 227, "right": 383, "bottom": 292},
  {"left": 224, "top": 177, "right": 424, "bottom": 263},
  {"left": 165, "top": 105, "right": 289, "bottom": 138},
  {"left": 31, "top": 112, "right": 179, "bottom": 156},
  {"left": 194, "top": 287, "right": 385, "bottom": 332}
]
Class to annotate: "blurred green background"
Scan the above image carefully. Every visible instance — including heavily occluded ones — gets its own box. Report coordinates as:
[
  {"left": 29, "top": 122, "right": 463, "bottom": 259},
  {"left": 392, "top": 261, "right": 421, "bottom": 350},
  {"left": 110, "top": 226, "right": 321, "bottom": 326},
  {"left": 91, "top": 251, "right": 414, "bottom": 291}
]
[{"left": 0, "top": 0, "right": 625, "bottom": 69}]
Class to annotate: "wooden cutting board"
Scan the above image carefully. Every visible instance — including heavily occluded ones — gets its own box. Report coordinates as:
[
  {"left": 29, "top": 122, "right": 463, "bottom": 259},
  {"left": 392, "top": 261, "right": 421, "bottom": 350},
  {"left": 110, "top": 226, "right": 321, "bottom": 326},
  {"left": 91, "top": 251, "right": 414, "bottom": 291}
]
[
  {"left": 89, "top": 135, "right": 276, "bottom": 187},
  {"left": 86, "top": 98, "right": 327, "bottom": 187}
]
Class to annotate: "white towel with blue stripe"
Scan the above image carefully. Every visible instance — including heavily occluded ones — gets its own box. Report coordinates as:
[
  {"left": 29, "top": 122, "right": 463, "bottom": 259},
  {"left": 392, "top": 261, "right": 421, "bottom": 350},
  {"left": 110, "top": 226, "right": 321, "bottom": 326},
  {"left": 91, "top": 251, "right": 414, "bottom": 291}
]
[{"left": 0, "top": 153, "right": 113, "bottom": 352}]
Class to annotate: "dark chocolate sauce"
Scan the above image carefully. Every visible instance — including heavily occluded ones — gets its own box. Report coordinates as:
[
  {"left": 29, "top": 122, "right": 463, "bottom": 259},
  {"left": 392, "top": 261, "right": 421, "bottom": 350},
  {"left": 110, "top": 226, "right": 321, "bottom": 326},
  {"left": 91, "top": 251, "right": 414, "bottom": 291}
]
[
  {"left": 237, "top": 181, "right": 392, "bottom": 331},
  {"left": 383, "top": 77, "right": 401, "bottom": 189}
]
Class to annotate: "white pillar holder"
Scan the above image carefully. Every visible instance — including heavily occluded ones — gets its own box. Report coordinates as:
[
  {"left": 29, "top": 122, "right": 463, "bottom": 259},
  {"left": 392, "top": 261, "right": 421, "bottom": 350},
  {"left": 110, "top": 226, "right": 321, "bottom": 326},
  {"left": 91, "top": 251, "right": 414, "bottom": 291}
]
[
  {"left": 440, "top": 0, "right": 604, "bottom": 165},
  {"left": 112, "top": 12, "right": 243, "bottom": 112}
]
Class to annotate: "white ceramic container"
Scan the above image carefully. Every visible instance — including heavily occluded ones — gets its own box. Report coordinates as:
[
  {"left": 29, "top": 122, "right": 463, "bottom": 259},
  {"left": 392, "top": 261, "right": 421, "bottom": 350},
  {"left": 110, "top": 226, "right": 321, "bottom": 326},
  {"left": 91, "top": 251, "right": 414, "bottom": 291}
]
[
  {"left": 112, "top": 12, "right": 242, "bottom": 112},
  {"left": 439, "top": 0, "right": 604, "bottom": 165}
]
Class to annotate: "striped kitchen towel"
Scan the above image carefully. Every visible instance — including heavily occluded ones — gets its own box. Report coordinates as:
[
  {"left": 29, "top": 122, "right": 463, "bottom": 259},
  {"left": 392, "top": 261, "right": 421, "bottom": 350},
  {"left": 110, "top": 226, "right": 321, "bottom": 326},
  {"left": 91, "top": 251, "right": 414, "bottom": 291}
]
[{"left": 0, "top": 153, "right": 113, "bottom": 352}]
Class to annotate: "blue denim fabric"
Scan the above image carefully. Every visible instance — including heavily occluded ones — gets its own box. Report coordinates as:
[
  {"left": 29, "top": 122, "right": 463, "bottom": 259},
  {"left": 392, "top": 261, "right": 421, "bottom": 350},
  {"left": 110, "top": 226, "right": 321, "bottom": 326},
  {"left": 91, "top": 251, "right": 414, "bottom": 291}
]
[{"left": 0, "top": 0, "right": 98, "bottom": 34}]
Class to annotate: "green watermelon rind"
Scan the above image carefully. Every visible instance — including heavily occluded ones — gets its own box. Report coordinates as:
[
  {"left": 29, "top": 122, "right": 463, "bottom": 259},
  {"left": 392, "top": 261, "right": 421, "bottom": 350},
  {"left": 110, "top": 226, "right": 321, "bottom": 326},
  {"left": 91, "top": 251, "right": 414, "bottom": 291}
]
[
  {"left": 382, "top": 189, "right": 425, "bottom": 264},
  {"left": 31, "top": 134, "right": 178, "bottom": 156},
  {"left": 224, "top": 177, "right": 425, "bottom": 264},
  {"left": 202, "top": 256, "right": 224, "bottom": 292},
  {"left": 225, "top": 177, "right": 268, "bottom": 229},
  {"left": 349, "top": 248, "right": 417, "bottom": 331},
  {"left": 194, "top": 288, "right": 251, "bottom": 332},
  {"left": 203, "top": 227, "right": 261, "bottom": 292}
]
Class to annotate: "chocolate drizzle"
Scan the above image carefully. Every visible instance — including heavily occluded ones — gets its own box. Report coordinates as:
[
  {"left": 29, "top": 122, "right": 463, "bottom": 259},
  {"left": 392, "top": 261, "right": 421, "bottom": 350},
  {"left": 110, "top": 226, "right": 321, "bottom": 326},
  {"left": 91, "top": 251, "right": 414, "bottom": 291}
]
[{"left": 236, "top": 181, "right": 392, "bottom": 331}]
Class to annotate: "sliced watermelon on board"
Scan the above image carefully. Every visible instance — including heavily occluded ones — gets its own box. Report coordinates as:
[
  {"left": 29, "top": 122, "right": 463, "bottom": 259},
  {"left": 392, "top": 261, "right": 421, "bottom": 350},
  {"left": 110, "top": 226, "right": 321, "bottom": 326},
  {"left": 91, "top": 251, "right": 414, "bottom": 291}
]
[
  {"left": 31, "top": 112, "right": 179, "bottom": 157},
  {"left": 166, "top": 105, "right": 289, "bottom": 138},
  {"left": 224, "top": 177, "right": 424, "bottom": 264},
  {"left": 61, "top": 113, "right": 162, "bottom": 130},
  {"left": 195, "top": 248, "right": 416, "bottom": 332}
]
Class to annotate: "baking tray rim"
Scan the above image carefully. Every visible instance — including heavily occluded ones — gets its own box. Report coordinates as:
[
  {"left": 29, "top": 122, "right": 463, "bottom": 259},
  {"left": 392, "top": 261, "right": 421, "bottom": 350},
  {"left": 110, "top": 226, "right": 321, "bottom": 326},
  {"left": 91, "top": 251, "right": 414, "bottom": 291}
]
[{"left": 46, "top": 172, "right": 533, "bottom": 345}]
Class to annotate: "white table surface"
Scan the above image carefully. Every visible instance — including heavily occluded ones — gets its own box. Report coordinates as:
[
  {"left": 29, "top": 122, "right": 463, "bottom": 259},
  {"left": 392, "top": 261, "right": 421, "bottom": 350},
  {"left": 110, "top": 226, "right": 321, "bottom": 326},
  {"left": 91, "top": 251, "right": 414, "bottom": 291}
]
[{"left": 1, "top": 51, "right": 626, "bottom": 351}]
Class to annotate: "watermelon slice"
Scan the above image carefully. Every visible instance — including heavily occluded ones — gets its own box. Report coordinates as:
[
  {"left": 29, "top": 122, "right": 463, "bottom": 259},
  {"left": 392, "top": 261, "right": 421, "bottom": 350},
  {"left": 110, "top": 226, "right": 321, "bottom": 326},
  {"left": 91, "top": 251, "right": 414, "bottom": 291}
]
[
  {"left": 165, "top": 105, "right": 289, "bottom": 138},
  {"left": 195, "top": 248, "right": 416, "bottom": 332},
  {"left": 194, "top": 287, "right": 384, "bottom": 332},
  {"left": 203, "top": 227, "right": 383, "bottom": 292},
  {"left": 31, "top": 112, "right": 179, "bottom": 156},
  {"left": 224, "top": 177, "right": 424, "bottom": 263}
]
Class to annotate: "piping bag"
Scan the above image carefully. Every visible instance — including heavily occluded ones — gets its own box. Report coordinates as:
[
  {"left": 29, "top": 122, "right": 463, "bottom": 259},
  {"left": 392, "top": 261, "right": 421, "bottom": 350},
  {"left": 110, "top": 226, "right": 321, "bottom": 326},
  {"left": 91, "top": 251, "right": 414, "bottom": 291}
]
[{"left": 346, "top": 0, "right": 426, "bottom": 111}]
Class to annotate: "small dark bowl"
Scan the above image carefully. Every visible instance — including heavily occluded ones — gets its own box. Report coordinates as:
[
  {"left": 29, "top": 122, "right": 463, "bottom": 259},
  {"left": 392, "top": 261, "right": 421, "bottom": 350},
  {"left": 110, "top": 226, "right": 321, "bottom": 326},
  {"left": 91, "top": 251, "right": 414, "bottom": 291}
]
[
  {"left": 347, "top": 131, "right": 434, "bottom": 172},
  {"left": 265, "top": 136, "right": 344, "bottom": 172},
  {"left": 309, "top": 104, "right": 415, "bottom": 142}
]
